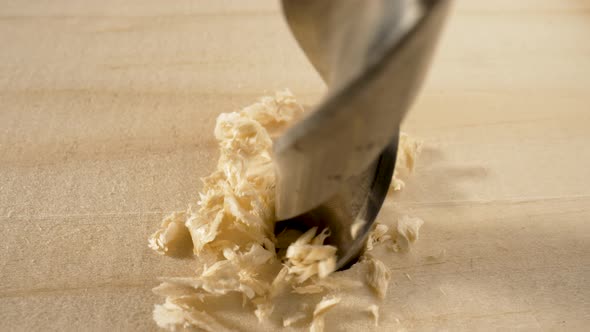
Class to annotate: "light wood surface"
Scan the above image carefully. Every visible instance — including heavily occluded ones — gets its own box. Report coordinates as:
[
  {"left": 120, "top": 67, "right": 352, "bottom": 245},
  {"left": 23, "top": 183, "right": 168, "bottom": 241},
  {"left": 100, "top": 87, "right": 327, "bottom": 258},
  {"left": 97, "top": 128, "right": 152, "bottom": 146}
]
[{"left": 1, "top": 0, "right": 589, "bottom": 331}]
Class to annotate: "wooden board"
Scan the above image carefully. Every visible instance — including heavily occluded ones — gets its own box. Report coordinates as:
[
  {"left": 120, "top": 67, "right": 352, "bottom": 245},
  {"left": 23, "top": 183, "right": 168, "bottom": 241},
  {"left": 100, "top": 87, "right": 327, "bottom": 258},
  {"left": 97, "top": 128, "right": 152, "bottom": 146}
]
[{"left": 1, "top": 0, "right": 589, "bottom": 330}]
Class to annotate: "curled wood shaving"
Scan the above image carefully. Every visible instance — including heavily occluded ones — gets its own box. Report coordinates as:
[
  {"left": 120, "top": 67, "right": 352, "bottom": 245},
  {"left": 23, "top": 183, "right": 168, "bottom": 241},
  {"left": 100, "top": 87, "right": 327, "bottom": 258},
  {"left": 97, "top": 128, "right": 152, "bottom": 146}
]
[
  {"left": 148, "top": 91, "right": 426, "bottom": 331},
  {"left": 365, "top": 257, "right": 392, "bottom": 300}
]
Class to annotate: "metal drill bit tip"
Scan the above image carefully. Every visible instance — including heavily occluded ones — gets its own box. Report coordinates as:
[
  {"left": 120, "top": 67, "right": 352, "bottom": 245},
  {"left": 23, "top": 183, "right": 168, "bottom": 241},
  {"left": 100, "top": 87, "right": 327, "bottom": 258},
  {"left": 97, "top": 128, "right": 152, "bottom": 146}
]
[{"left": 276, "top": 0, "right": 451, "bottom": 269}]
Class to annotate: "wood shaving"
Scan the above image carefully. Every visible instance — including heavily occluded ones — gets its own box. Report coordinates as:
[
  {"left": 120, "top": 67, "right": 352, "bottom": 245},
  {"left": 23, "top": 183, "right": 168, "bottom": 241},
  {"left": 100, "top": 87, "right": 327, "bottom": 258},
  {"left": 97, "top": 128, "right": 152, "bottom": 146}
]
[
  {"left": 365, "top": 256, "right": 392, "bottom": 300},
  {"left": 366, "top": 223, "right": 391, "bottom": 251},
  {"left": 392, "top": 132, "right": 423, "bottom": 191},
  {"left": 149, "top": 90, "right": 304, "bottom": 328},
  {"left": 313, "top": 296, "right": 341, "bottom": 316},
  {"left": 310, "top": 296, "right": 341, "bottom": 332},
  {"left": 365, "top": 304, "right": 380, "bottom": 326},
  {"left": 282, "top": 311, "right": 307, "bottom": 327},
  {"left": 148, "top": 211, "right": 193, "bottom": 257},
  {"left": 285, "top": 227, "right": 338, "bottom": 283},
  {"left": 397, "top": 215, "right": 424, "bottom": 244},
  {"left": 253, "top": 298, "right": 274, "bottom": 322},
  {"left": 270, "top": 265, "right": 290, "bottom": 297},
  {"left": 388, "top": 215, "right": 424, "bottom": 252},
  {"left": 148, "top": 91, "right": 426, "bottom": 331},
  {"left": 391, "top": 176, "right": 406, "bottom": 191}
]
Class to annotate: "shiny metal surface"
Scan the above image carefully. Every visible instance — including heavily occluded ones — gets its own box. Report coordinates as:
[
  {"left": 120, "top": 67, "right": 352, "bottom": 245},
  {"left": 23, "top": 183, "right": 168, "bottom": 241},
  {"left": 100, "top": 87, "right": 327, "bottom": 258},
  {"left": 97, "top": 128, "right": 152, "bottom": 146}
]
[{"left": 276, "top": 0, "right": 451, "bottom": 268}]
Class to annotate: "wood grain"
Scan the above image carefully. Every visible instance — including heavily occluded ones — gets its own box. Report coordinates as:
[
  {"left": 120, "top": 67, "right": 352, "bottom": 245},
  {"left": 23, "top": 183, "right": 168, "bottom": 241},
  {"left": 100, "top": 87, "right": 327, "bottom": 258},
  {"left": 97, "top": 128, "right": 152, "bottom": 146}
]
[{"left": 1, "top": 0, "right": 589, "bottom": 331}]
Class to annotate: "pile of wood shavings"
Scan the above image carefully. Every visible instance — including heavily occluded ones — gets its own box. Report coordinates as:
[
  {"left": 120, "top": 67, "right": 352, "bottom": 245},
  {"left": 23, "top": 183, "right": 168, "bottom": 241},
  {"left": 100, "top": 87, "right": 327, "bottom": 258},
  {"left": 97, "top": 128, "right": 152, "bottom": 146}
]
[{"left": 148, "top": 90, "right": 424, "bottom": 331}]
